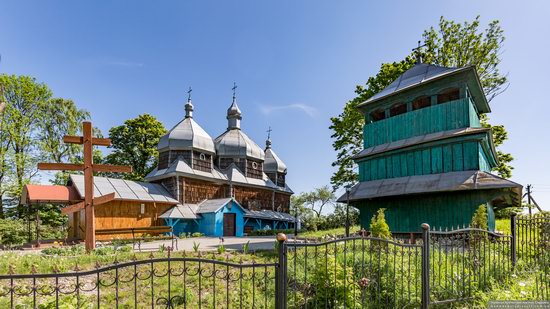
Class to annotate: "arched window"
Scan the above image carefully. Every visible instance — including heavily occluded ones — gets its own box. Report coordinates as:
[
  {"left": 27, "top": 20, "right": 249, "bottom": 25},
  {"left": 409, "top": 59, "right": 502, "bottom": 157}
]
[
  {"left": 389, "top": 103, "right": 407, "bottom": 117},
  {"left": 412, "top": 95, "right": 431, "bottom": 110},
  {"left": 437, "top": 88, "right": 460, "bottom": 104},
  {"left": 370, "top": 109, "right": 386, "bottom": 122}
]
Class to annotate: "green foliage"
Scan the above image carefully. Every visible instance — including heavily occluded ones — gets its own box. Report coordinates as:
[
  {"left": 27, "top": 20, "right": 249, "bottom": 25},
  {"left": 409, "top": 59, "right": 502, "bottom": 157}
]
[
  {"left": 192, "top": 241, "right": 200, "bottom": 252},
  {"left": 191, "top": 232, "right": 203, "bottom": 237},
  {"left": 0, "top": 218, "right": 27, "bottom": 246},
  {"left": 241, "top": 241, "right": 250, "bottom": 254},
  {"left": 217, "top": 243, "right": 226, "bottom": 254},
  {"left": 330, "top": 16, "right": 513, "bottom": 190},
  {"left": 369, "top": 208, "right": 391, "bottom": 239},
  {"left": 103, "top": 114, "right": 166, "bottom": 181},
  {"left": 248, "top": 229, "right": 293, "bottom": 236},
  {"left": 471, "top": 204, "right": 488, "bottom": 230}
]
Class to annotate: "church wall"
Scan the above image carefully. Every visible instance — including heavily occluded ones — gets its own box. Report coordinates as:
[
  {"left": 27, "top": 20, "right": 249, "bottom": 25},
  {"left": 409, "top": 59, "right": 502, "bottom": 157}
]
[{"left": 180, "top": 177, "right": 228, "bottom": 204}]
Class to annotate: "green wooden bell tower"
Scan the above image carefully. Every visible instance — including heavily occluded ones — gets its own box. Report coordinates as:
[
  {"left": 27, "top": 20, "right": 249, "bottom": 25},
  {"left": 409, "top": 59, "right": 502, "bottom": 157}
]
[{"left": 338, "top": 61, "right": 522, "bottom": 233}]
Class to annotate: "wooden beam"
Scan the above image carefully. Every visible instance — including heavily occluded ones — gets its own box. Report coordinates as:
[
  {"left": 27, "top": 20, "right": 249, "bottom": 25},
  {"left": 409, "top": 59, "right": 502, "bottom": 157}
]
[
  {"left": 63, "top": 136, "right": 112, "bottom": 146},
  {"left": 61, "top": 193, "right": 116, "bottom": 214},
  {"left": 93, "top": 164, "right": 133, "bottom": 173},
  {"left": 38, "top": 163, "right": 84, "bottom": 171}
]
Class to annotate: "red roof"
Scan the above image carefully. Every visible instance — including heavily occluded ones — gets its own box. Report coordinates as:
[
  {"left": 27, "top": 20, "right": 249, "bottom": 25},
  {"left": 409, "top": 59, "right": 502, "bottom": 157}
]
[{"left": 21, "top": 184, "right": 81, "bottom": 205}]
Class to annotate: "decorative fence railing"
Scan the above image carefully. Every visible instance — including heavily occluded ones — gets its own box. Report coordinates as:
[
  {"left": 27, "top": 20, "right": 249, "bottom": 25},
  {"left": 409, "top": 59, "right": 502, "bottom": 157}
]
[
  {"left": 0, "top": 214, "right": 549, "bottom": 308},
  {"left": 0, "top": 251, "right": 278, "bottom": 308}
]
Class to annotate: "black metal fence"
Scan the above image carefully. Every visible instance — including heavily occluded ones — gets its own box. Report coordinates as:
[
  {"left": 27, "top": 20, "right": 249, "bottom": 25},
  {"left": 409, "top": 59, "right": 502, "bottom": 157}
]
[{"left": 0, "top": 214, "right": 549, "bottom": 308}]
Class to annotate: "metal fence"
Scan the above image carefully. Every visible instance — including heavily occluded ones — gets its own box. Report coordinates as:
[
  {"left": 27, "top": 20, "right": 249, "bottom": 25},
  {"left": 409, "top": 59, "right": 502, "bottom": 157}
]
[
  {"left": 0, "top": 251, "right": 277, "bottom": 308},
  {"left": 0, "top": 214, "right": 549, "bottom": 308}
]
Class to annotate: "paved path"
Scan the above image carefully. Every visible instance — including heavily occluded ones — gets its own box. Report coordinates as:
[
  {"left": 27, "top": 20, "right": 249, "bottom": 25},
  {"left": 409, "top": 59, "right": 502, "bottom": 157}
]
[{"left": 137, "top": 236, "right": 286, "bottom": 252}]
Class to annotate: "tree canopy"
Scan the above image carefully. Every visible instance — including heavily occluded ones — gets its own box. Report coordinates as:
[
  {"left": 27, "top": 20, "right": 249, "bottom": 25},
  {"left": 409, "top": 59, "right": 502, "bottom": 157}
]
[
  {"left": 104, "top": 114, "right": 166, "bottom": 181},
  {"left": 330, "top": 16, "right": 512, "bottom": 190}
]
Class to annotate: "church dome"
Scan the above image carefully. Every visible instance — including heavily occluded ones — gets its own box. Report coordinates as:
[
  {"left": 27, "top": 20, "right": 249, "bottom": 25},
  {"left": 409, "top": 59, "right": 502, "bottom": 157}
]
[
  {"left": 264, "top": 138, "right": 287, "bottom": 173},
  {"left": 157, "top": 99, "right": 216, "bottom": 154},
  {"left": 214, "top": 128, "right": 265, "bottom": 160},
  {"left": 214, "top": 97, "right": 265, "bottom": 160}
]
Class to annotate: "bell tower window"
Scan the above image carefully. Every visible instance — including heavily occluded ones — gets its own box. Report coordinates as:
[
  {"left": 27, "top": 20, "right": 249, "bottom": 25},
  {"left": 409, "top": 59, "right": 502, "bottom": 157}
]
[
  {"left": 412, "top": 95, "right": 431, "bottom": 110},
  {"left": 437, "top": 88, "right": 460, "bottom": 104},
  {"left": 389, "top": 103, "right": 407, "bottom": 117},
  {"left": 370, "top": 109, "right": 386, "bottom": 122}
]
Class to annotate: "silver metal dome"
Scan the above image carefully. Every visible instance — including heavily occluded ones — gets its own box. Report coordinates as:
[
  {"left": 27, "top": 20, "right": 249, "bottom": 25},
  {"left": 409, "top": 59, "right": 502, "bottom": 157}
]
[
  {"left": 264, "top": 138, "right": 287, "bottom": 173},
  {"left": 158, "top": 104, "right": 216, "bottom": 154},
  {"left": 214, "top": 129, "right": 265, "bottom": 160}
]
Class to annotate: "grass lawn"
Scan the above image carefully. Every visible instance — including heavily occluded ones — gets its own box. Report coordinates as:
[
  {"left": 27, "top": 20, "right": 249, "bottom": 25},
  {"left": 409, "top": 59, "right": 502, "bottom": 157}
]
[{"left": 496, "top": 217, "right": 512, "bottom": 235}]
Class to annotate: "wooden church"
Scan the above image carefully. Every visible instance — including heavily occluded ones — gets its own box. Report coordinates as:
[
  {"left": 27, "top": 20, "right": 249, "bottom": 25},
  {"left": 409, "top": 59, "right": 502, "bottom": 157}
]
[
  {"left": 21, "top": 89, "right": 294, "bottom": 242},
  {"left": 338, "top": 59, "right": 522, "bottom": 233}
]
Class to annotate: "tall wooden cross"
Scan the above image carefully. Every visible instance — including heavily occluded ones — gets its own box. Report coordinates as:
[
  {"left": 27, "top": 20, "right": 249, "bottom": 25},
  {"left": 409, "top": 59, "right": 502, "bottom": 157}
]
[{"left": 38, "top": 121, "right": 132, "bottom": 251}]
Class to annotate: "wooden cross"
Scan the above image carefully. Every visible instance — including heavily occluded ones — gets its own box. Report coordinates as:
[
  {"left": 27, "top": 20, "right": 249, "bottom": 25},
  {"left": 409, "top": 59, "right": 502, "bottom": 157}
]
[{"left": 38, "top": 121, "right": 132, "bottom": 251}]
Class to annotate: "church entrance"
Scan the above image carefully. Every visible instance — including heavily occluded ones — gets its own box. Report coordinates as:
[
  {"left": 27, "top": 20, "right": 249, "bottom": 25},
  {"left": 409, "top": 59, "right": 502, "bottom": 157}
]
[{"left": 223, "top": 213, "right": 236, "bottom": 236}]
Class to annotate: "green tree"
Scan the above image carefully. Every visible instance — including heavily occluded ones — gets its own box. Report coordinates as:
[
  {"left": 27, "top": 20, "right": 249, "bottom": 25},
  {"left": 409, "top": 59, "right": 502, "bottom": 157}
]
[
  {"left": 330, "top": 16, "right": 512, "bottom": 190},
  {"left": 0, "top": 75, "right": 52, "bottom": 216},
  {"left": 369, "top": 208, "right": 391, "bottom": 239},
  {"left": 471, "top": 204, "right": 488, "bottom": 230},
  {"left": 104, "top": 114, "right": 166, "bottom": 181}
]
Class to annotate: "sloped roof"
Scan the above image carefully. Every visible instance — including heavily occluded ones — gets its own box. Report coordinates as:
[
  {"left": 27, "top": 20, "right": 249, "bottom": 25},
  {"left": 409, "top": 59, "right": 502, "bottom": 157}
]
[
  {"left": 195, "top": 198, "right": 237, "bottom": 213},
  {"left": 264, "top": 139, "right": 287, "bottom": 173},
  {"left": 69, "top": 175, "right": 178, "bottom": 204},
  {"left": 157, "top": 117, "right": 215, "bottom": 154},
  {"left": 214, "top": 129, "right": 265, "bottom": 160},
  {"left": 361, "top": 64, "right": 464, "bottom": 105},
  {"left": 353, "top": 127, "right": 491, "bottom": 160},
  {"left": 145, "top": 159, "right": 293, "bottom": 194},
  {"left": 159, "top": 204, "right": 200, "bottom": 219},
  {"left": 244, "top": 209, "right": 295, "bottom": 222},
  {"left": 21, "top": 184, "right": 81, "bottom": 205},
  {"left": 357, "top": 64, "right": 490, "bottom": 113},
  {"left": 337, "top": 171, "right": 522, "bottom": 203}
]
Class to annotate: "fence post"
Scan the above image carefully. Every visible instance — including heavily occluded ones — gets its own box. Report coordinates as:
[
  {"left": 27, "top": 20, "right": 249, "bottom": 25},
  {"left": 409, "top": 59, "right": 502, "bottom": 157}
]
[
  {"left": 276, "top": 233, "right": 287, "bottom": 309},
  {"left": 421, "top": 223, "right": 430, "bottom": 309},
  {"left": 511, "top": 213, "right": 517, "bottom": 267}
]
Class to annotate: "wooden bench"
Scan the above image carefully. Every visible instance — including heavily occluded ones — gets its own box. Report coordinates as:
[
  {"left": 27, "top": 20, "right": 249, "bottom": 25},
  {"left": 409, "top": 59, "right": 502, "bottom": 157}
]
[{"left": 95, "top": 226, "right": 178, "bottom": 251}]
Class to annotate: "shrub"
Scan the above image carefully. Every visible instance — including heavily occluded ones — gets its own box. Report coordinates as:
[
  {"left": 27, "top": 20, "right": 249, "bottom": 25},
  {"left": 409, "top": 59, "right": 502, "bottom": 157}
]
[
  {"left": 248, "top": 229, "right": 293, "bottom": 236},
  {"left": 191, "top": 232, "right": 203, "bottom": 238},
  {"left": 192, "top": 241, "right": 200, "bottom": 252},
  {"left": 369, "top": 208, "right": 391, "bottom": 239},
  {"left": 217, "top": 244, "right": 226, "bottom": 254},
  {"left": 471, "top": 205, "right": 488, "bottom": 230},
  {"left": 242, "top": 241, "right": 250, "bottom": 254},
  {"left": 0, "top": 218, "right": 28, "bottom": 247}
]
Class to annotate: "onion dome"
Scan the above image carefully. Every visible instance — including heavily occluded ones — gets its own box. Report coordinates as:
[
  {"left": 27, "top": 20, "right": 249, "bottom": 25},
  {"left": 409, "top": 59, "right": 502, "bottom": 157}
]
[
  {"left": 264, "top": 138, "right": 287, "bottom": 173},
  {"left": 157, "top": 98, "right": 216, "bottom": 154},
  {"left": 214, "top": 98, "right": 265, "bottom": 160}
]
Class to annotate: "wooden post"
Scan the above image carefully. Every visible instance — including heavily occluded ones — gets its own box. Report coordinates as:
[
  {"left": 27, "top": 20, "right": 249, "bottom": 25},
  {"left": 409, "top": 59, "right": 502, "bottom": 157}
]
[{"left": 83, "top": 122, "right": 95, "bottom": 251}]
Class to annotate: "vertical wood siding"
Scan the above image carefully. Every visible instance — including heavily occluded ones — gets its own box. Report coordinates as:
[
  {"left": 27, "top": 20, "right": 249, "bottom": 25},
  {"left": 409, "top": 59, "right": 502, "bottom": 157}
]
[{"left": 363, "top": 98, "right": 480, "bottom": 148}]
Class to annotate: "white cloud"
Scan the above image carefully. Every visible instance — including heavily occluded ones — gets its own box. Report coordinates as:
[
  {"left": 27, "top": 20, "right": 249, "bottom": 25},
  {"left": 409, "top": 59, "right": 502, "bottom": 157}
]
[{"left": 259, "top": 103, "right": 318, "bottom": 118}]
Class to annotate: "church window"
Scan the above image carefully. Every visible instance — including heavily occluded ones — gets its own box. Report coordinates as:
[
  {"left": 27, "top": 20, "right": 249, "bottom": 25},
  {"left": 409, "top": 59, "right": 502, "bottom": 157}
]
[
  {"left": 199, "top": 153, "right": 206, "bottom": 161},
  {"left": 412, "top": 96, "right": 431, "bottom": 110},
  {"left": 437, "top": 87, "right": 460, "bottom": 104},
  {"left": 252, "top": 161, "right": 258, "bottom": 169},
  {"left": 389, "top": 103, "right": 407, "bottom": 117},
  {"left": 192, "top": 151, "right": 212, "bottom": 172},
  {"left": 370, "top": 109, "right": 385, "bottom": 122}
]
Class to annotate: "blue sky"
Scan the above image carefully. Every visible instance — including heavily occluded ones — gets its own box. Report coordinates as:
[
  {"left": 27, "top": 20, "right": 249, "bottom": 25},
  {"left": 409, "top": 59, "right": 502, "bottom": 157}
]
[{"left": 1, "top": 1, "right": 549, "bottom": 210}]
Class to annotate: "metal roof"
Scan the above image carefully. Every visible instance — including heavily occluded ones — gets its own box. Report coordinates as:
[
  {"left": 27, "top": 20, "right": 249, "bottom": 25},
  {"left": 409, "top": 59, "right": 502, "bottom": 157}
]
[
  {"left": 264, "top": 139, "right": 287, "bottom": 173},
  {"left": 157, "top": 117, "right": 216, "bottom": 154},
  {"left": 214, "top": 129, "right": 265, "bottom": 160},
  {"left": 69, "top": 174, "right": 178, "bottom": 204},
  {"left": 353, "top": 127, "right": 491, "bottom": 160},
  {"left": 159, "top": 204, "right": 200, "bottom": 219},
  {"left": 20, "top": 184, "right": 81, "bottom": 205},
  {"left": 244, "top": 209, "right": 295, "bottom": 222},
  {"left": 360, "top": 64, "right": 464, "bottom": 106},
  {"left": 195, "top": 198, "right": 236, "bottom": 213},
  {"left": 337, "top": 170, "right": 522, "bottom": 203}
]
